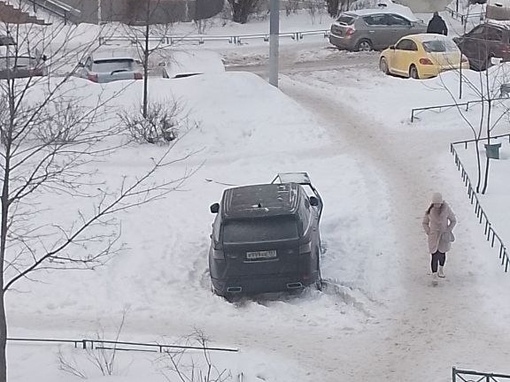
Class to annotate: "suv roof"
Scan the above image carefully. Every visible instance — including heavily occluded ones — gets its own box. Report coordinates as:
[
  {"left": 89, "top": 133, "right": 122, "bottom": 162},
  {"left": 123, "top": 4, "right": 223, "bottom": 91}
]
[
  {"left": 339, "top": 6, "right": 419, "bottom": 21},
  {"left": 221, "top": 183, "right": 301, "bottom": 220},
  {"left": 482, "top": 19, "right": 510, "bottom": 30},
  {"left": 343, "top": 8, "right": 410, "bottom": 18},
  {"left": 91, "top": 55, "right": 136, "bottom": 62}
]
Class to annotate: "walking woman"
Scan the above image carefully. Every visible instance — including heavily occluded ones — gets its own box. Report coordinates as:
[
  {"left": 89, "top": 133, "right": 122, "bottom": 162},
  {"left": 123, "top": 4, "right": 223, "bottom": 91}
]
[{"left": 422, "top": 192, "right": 457, "bottom": 284}]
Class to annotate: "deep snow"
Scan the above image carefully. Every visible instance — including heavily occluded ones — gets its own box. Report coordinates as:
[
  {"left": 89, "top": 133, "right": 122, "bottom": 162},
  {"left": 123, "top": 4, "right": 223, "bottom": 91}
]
[{"left": 4, "top": 3, "right": 510, "bottom": 382}]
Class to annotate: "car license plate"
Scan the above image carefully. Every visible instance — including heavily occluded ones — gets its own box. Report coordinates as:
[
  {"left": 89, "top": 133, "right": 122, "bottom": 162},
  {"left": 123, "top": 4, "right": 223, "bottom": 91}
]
[{"left": 246, "top": 250, "right": 277, "bottom": 260}]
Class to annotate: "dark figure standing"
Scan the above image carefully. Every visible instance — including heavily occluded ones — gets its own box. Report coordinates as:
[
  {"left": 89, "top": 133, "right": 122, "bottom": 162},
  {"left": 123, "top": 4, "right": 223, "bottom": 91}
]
[{"left": 427, "top": 12, "right": 448, "bottom": 35}]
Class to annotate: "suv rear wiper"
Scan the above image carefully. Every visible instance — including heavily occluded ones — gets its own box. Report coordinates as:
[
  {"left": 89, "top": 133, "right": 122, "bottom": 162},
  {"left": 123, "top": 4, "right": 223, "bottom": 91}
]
[{"left": 110, "top": 69, "right": 129, "bottom": 75}]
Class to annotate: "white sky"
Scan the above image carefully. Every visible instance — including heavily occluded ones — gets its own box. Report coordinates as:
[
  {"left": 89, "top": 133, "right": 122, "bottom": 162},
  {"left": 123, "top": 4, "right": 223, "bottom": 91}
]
[{"left": 6, "top": 2, "right": 510, "bottom": 381}]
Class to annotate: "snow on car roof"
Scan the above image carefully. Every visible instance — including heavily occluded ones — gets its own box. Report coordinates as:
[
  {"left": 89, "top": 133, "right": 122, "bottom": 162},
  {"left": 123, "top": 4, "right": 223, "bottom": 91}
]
[
  {"left": 344, "top": 6, "right": 419, "bottom": 21},
  {"left": 162, "top": 50, "right": 224, "bottom": 79},
  {"left": 483, "top": 18, "right": 510, "bottom": 29},
  {"left": 410, "top": 33, "right": 454, "bottom": 42},
  {"left": 93, "top": 56, "right": 135, "bottom": 62}
]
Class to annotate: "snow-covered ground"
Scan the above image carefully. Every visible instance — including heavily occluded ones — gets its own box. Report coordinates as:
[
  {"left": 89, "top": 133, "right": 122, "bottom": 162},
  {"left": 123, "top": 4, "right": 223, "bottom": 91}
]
[{"left": 5, "top": 4, "right": 510, "bottom": 382}]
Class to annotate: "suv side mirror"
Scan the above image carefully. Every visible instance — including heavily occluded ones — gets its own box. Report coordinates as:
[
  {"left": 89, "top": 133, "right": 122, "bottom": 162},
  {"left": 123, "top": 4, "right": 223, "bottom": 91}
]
[
  {"left": 309, "top": 196, "right": 319, "bottom": 207},
  {"left": 210, "top": 203, "right": 220, "bottom": 213}
]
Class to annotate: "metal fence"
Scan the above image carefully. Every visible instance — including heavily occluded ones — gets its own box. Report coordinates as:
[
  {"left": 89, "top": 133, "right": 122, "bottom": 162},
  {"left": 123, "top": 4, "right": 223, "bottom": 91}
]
[
  {"left": 445, "top": 6, "right": 485, "bottom": 25},
  {"left": 7, "top": 337, "right": 239, "bottom": 353},
  {"left": 99, "top": 29, "right": 330, "bottom": 46},
  {"left": 411, "top": 97, "right": 509, "bottom": 123},
  {"left": 453, "top": 367, "right": 510, "bottom": 381},
  {"left": 450, "top": 133, "right": 510, "bottom": 272}
]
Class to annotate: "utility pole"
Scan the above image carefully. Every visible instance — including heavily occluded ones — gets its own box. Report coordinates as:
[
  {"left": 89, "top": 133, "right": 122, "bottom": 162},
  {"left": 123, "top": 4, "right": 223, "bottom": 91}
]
[
  {"left": 269, "top": 0, "right": 279, "bottom": 87},
  {"left": 98, "top": 0, "right": 102, "bottom": 24}
]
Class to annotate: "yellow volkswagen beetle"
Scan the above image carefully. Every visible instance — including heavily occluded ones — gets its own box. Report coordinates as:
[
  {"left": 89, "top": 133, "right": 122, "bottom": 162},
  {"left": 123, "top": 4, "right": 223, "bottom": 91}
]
[{"left": 379, "top": 33, "right": 470, "bottom": 79}]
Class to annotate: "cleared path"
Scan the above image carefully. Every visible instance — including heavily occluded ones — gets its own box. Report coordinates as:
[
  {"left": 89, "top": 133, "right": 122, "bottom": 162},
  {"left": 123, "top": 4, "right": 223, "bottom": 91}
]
[{"left": 227, "top": 44, "right": 510, "bottom": 380}]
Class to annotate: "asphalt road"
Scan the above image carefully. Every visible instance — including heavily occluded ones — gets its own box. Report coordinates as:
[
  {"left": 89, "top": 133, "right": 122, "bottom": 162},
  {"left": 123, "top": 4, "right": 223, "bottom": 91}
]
[{"left": 223, "top": 42, "right": 380, "bottom": 77}]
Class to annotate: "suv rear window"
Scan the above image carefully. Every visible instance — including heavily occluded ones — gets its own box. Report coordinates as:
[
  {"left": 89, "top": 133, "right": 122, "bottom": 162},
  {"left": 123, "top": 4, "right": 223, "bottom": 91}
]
[
  {"left": 223, "top": 216, "right": 299, "bottom": 243},
  {"left": 92, "top": 59, "right": 134, "bottom": 72},
  {"left": 336, "top": 15, "right": 355, "bottom": 25}
]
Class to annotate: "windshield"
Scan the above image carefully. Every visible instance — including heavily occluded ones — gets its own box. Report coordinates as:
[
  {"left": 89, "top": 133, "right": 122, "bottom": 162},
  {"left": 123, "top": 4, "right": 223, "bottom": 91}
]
[
  {"left": 92, "top": 59, "right": 134, "bottom": 73},
  {"left": 422, "top": 40, "right": 458, "bottom": 53},
  {"left": 223, "top": 216, "right": 299, "bottom": 243}
]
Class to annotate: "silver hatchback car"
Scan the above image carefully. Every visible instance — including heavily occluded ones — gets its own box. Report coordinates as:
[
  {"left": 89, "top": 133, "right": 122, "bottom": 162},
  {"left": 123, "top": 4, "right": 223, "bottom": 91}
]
[
  {"left": 76, "top": 53, "right": 143, "bottom": 83},
  {"left": 329, "top": 9, "right": 427, "bottom": 51}
]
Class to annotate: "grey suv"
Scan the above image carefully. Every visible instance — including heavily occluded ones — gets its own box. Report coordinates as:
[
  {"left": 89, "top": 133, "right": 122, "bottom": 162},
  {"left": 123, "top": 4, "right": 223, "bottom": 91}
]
[
  {"left": 329, "top": 9, "right": 427, "bottom": 51},
  {"left": 208, "top": 172, "right": 323, "bottom": 300}
]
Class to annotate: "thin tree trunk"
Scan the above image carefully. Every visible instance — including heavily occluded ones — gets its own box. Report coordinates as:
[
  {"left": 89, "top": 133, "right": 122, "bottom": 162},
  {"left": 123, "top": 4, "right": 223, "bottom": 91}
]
[
  {"left": 0, "top": 290, "right": 6, "bottom": 382},
  {"left": 143, "top": 2, "right": 150, "bottom": 118},
  {"left": 0, "top": 77, "right": 14, "bottom": 382},
  {"left": 475, "top": 81, "right": 486, "bottom": 193},
  {"left": 0, "top": 169, "right": 8, "bottom": 382},
  {"left": 481, "top": 156, "right": 490, "bottom": 194},
  {"left": 481, "top": 98, "right": 493, "bottom": 194}
]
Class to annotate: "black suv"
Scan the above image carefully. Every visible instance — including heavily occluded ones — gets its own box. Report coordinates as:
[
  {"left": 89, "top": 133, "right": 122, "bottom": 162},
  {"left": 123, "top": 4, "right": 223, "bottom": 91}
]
[{"left": 208, "top": 172, "right": 323, "bottom": 300}]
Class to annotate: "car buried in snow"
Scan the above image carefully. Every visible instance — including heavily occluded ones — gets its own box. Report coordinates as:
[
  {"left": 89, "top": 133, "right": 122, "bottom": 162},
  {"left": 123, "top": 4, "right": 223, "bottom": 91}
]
[
  {"left": 0, "top": 37, "right": 47, "bottom": 80},
  {"left": 75, "top": 53, "right": 143, "bottom": 83},
  {"left": 208, "top": 172, "right": 323, "bottom": 301}
]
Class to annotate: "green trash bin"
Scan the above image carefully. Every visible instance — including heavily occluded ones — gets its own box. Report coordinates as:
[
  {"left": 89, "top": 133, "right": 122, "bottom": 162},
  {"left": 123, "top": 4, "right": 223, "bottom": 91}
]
[{"left": 485, "top": 143, "right": 502, "bottom": 159}]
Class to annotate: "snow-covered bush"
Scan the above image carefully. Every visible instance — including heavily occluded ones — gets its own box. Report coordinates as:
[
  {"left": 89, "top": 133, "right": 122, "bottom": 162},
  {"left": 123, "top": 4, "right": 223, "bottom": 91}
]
[{"left": 120, "top": 100, "right": 184, "bottom": 145}]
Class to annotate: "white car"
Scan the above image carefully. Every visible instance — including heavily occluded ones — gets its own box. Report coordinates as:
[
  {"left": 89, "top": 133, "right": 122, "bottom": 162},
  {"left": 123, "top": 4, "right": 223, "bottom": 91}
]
[
  {"left": 0, "top": 43, "right": 47, "bottom": 79},
  {"left": 76, "top": 53, "right": 143, "bottom": 83},
  {"left": 161, "top": 50, "right": 225, "bottom": 79}
]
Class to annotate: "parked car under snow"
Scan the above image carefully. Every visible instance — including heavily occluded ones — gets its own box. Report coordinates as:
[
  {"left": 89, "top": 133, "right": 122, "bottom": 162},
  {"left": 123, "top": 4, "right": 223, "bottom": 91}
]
[{"left": 75, "top": 52, "right": 143, "bottom": 83}]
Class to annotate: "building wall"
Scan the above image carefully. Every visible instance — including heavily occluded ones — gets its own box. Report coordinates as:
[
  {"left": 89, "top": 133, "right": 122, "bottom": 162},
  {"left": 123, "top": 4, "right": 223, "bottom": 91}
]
[{"left": 60, "top": 0, "right": 223, "bottom": 24}]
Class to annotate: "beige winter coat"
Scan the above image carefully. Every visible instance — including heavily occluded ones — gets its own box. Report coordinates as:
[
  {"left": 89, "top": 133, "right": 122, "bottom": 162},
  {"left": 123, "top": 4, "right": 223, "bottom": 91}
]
[{"left": 422, "top": 202, "right": 457, "bottom": 254}]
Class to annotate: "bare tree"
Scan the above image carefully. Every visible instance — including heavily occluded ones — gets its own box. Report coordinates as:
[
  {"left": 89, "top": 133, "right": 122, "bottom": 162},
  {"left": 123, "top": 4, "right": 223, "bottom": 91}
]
[
  {"left": 0, "top": 15, "right": 196, "bottom": 382},
  {"left": 227, "top": 0, "right": 262, "bottom": 24},
  {"left": 440, "top": 49, "right": 510, "bottom": 194},
  {"left": 59, "top": 310, "right": 130, "bottom": 379},
  {"left": 158, "top": 329, "right": 233, "bottom": 382},
  {"left": 119, "top": 0, "right": 176, "bottom": 118}
]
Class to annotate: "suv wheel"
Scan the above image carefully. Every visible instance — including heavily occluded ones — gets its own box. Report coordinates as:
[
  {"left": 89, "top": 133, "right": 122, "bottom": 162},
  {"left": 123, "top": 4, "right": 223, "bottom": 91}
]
[
  {"left": 409, "top": 65, "right": 420, "bottom": 79},
  {"left": 379, "top": 57, "right": 389, "bottom": 74},
  {"left": 356, "top": 39, "right": 373, "bottom": 52}
]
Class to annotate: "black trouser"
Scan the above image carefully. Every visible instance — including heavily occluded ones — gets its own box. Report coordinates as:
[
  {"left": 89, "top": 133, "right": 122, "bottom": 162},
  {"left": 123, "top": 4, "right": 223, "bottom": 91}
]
[{"left": 431, "top": 251, "right": 446, "bottom": 273}]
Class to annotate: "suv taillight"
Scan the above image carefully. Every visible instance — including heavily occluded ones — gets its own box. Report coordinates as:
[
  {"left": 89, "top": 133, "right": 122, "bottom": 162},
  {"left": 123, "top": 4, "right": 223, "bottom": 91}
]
[
  {"left": 211, "top": 247, "right": 225, "bottom": 259},
  {"left": 134, "top": 72, "right": 143, "bottom": 80},
  {"left": 88, "top": 73, "right": 98, "bottom": 82},
  {"left": 299, "top": 242, "right": 312, "bottom": 255},
  {"left": 345, "top": 27, "right": 355, "bottom": 37}
]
